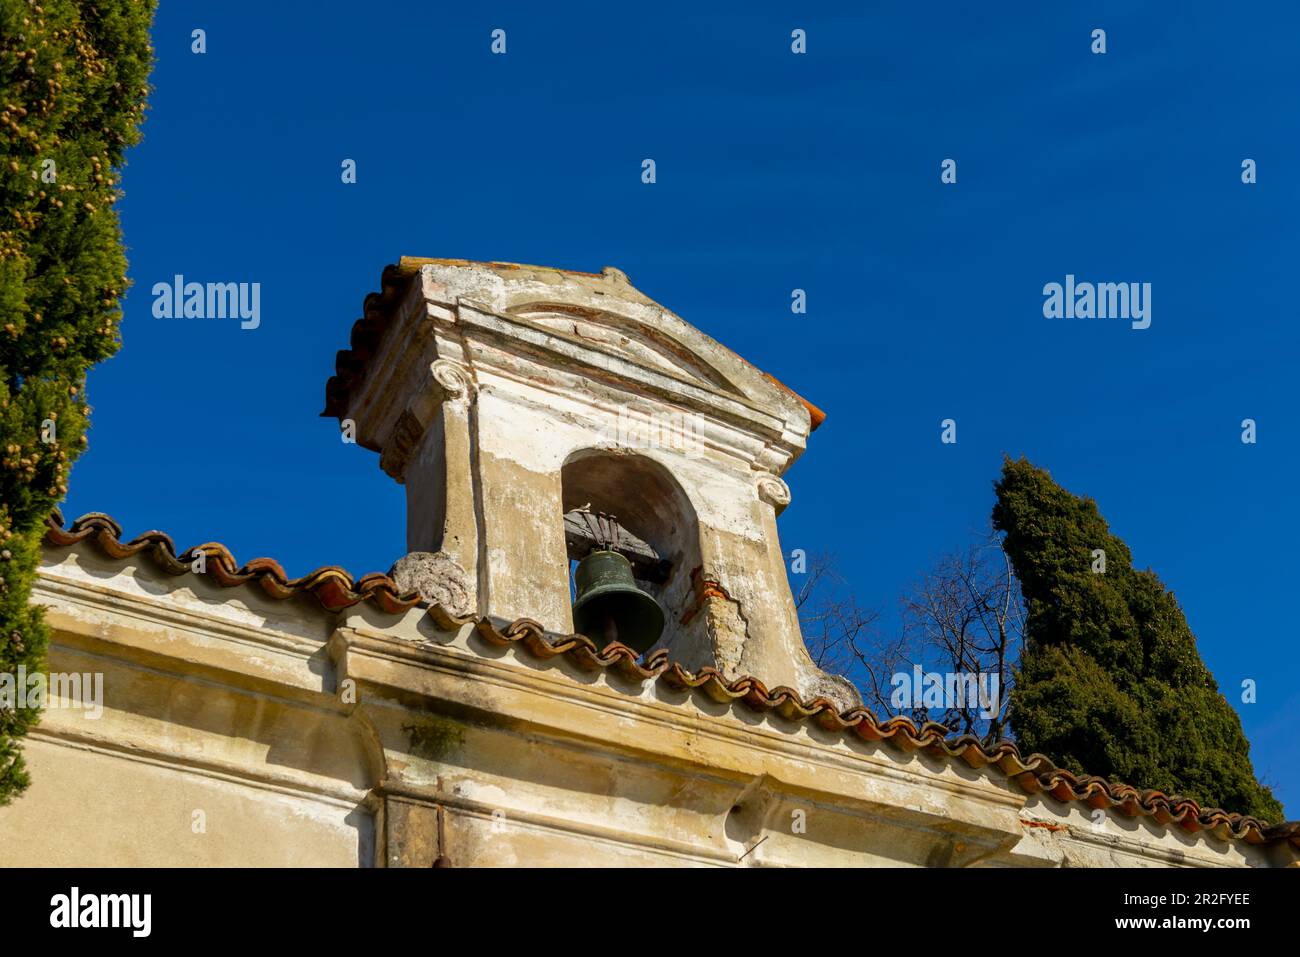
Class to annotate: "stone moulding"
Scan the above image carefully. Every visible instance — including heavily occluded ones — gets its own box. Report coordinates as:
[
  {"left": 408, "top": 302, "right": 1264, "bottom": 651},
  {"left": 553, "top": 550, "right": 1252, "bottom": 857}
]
[
  {"left": 378, "top": 359, "right": 478, "bottom": 482},
  {"left": 321, "top": 258, "right": 819, "bottom": 471},
  {"left": 468, "top": 617, "right": 1290, "bottom": 847},
  {"left": 40, "top": 509, "right": 1300, "bottom": 853},
  {"left": 755, "top": 474, "right": 792, "bottom": 515},
  {"left": 430, "top": 358, "right": 474, "bottom": 401}
]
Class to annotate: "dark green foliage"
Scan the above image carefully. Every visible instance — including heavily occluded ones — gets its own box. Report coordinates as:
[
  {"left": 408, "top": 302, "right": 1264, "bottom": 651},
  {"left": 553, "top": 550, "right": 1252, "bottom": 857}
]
[
  {"left": 994, "top": 457, "right": 1282, "bottom": 821},
  {"left": 0, "top": 0, "right": 154, "bottom": 803}
]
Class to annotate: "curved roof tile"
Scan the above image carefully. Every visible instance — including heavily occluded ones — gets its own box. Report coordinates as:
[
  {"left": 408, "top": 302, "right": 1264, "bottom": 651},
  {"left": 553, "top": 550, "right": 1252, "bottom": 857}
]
[
  {"left": 43, "top": 511, "right": 1297, "bottom": 849},
  {"left": 44, "top": 511, "right": 421, "bottom": 614},
  {"left": 473, "top": 618, "right": 1294, "bottom": 847}
]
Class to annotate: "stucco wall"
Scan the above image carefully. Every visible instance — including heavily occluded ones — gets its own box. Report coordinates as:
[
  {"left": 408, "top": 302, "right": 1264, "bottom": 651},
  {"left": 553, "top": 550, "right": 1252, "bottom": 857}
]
[{"left": 1, "top": 546, "right": 1290, "bottom": 868}]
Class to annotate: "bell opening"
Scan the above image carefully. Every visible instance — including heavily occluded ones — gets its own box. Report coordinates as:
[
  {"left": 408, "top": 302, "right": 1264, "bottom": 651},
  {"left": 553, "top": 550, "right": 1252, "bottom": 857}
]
[{"left": 560, "top": 450, "right": 701, "bottom": 658}]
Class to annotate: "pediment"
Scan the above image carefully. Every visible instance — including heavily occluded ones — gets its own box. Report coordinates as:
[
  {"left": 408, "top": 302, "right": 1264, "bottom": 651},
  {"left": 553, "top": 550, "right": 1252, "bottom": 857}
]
[
  {"left": 328, "top": 258, "right": 819, "bottom": 461},
  {"left": 504, "top": 300, "right": 743, "bottom": 397}
]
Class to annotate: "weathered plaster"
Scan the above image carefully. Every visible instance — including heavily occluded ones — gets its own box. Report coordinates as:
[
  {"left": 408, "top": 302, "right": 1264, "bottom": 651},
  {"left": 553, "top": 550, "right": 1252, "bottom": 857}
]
[
  {"left": 2, "top": 547, "right": 1290, "bottom": 868},
  {"left": 337, "top": 261, "right": 855, "bottom": 708}
]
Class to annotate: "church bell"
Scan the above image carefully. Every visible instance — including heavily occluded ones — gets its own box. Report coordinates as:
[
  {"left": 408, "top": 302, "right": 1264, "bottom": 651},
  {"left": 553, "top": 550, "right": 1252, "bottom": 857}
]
[{"left": 571, "top": 550, "right": 665, "bottom": 653}]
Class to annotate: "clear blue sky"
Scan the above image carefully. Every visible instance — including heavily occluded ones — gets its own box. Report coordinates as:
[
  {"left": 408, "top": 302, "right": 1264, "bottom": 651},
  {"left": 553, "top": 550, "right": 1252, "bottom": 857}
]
[{"left": 66, "top": 2, "right": 1297, "bottom": 814}]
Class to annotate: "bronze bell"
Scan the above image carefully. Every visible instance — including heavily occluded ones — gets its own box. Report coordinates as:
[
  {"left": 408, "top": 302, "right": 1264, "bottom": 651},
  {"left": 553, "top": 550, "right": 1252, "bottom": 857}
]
[{"left": 572, "top": 550, "right": 665, "bottom": 653}]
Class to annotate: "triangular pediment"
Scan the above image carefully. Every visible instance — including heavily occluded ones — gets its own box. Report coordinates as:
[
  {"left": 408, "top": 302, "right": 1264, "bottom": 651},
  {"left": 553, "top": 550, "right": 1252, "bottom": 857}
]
[
  {"left": 503, "top": 300, "right": 744, "bottom": 397},
  {"left": 324, "top": 258, "right": 822, "bottom": 466}
]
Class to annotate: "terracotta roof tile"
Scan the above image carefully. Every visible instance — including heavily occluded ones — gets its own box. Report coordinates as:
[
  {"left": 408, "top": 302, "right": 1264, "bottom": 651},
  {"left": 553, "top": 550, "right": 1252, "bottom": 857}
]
[
  {"left": 42, "top": 511, "right": 1297, "bottom": 849},
  {"left": 473, "top": 617, "right": 1294, "bottom": 845},
  {"left": 44, "top": 511, "right": 420, "bottom": 614},
  {"left": 323, "top": 257, "right": 614, "bottom": 419}
]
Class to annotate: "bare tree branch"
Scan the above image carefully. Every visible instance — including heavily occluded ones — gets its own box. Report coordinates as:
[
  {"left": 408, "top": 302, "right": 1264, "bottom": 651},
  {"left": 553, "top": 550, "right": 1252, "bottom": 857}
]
[{"left": 796, "top": 530, "right": 1025, "bottom": 746}]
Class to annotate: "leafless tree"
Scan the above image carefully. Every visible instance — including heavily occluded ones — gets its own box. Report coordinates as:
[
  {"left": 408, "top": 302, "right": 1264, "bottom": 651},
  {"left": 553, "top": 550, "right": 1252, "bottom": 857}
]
[
  {"left": 898, "top": 529, "right": 1024, "bottom": 742},
  {"left": 796, "top": 529, "right": 1024, "bottom": 745},
  {"left": 795, "top": 553, "right": 904, "bottom": 716}
]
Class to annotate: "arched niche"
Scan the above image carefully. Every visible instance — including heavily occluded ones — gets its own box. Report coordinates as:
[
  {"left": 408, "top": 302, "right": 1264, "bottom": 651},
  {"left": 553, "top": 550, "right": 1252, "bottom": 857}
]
[{"left": 560, "top": 450, "right": 702, "bottom": 654}]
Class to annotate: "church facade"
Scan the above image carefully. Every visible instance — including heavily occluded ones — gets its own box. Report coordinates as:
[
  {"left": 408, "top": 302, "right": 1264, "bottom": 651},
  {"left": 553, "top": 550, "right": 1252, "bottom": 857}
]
[{"left": 3, "top": 259, "right": 1295, "bottom": 867}]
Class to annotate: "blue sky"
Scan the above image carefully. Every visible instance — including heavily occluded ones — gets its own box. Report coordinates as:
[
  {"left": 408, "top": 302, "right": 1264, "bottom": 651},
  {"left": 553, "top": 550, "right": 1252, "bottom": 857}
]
[{"left": 67, "top": 2, "right": 1297, "bottom": 813}]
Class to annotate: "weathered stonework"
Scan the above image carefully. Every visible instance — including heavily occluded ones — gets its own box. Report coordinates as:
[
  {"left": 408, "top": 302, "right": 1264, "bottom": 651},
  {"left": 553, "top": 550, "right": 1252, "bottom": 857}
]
[
  {"left": 331, "top": 259, "right": 855, "bottom": 709},
  {"left": 388, "top": 551, "right": 474, "bottom": 624},
  {"left": 4, "top": 544, "right": 1293, "bottom": 867},
  {"left": 5, "top": 259, "right": 1294, "bottom": 868}
]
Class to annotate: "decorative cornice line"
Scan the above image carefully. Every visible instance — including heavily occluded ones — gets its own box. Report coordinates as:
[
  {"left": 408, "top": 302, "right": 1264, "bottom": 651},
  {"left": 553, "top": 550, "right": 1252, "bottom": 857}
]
[
  {"left": 470, "top": 617, "right": 1294, "bottom": 847},
  {"left": 40, "top": 510, "right": 1298, "bottom": 849}
]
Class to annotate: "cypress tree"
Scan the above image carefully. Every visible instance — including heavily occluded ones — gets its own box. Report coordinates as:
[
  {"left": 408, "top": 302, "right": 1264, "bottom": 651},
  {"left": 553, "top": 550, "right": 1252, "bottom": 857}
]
[
  {"left": 0, "top": 0, "right": 154, "bottom": 803},
  {"left": 994, "top": 457, "right": 1282, "bottom": 821}
]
